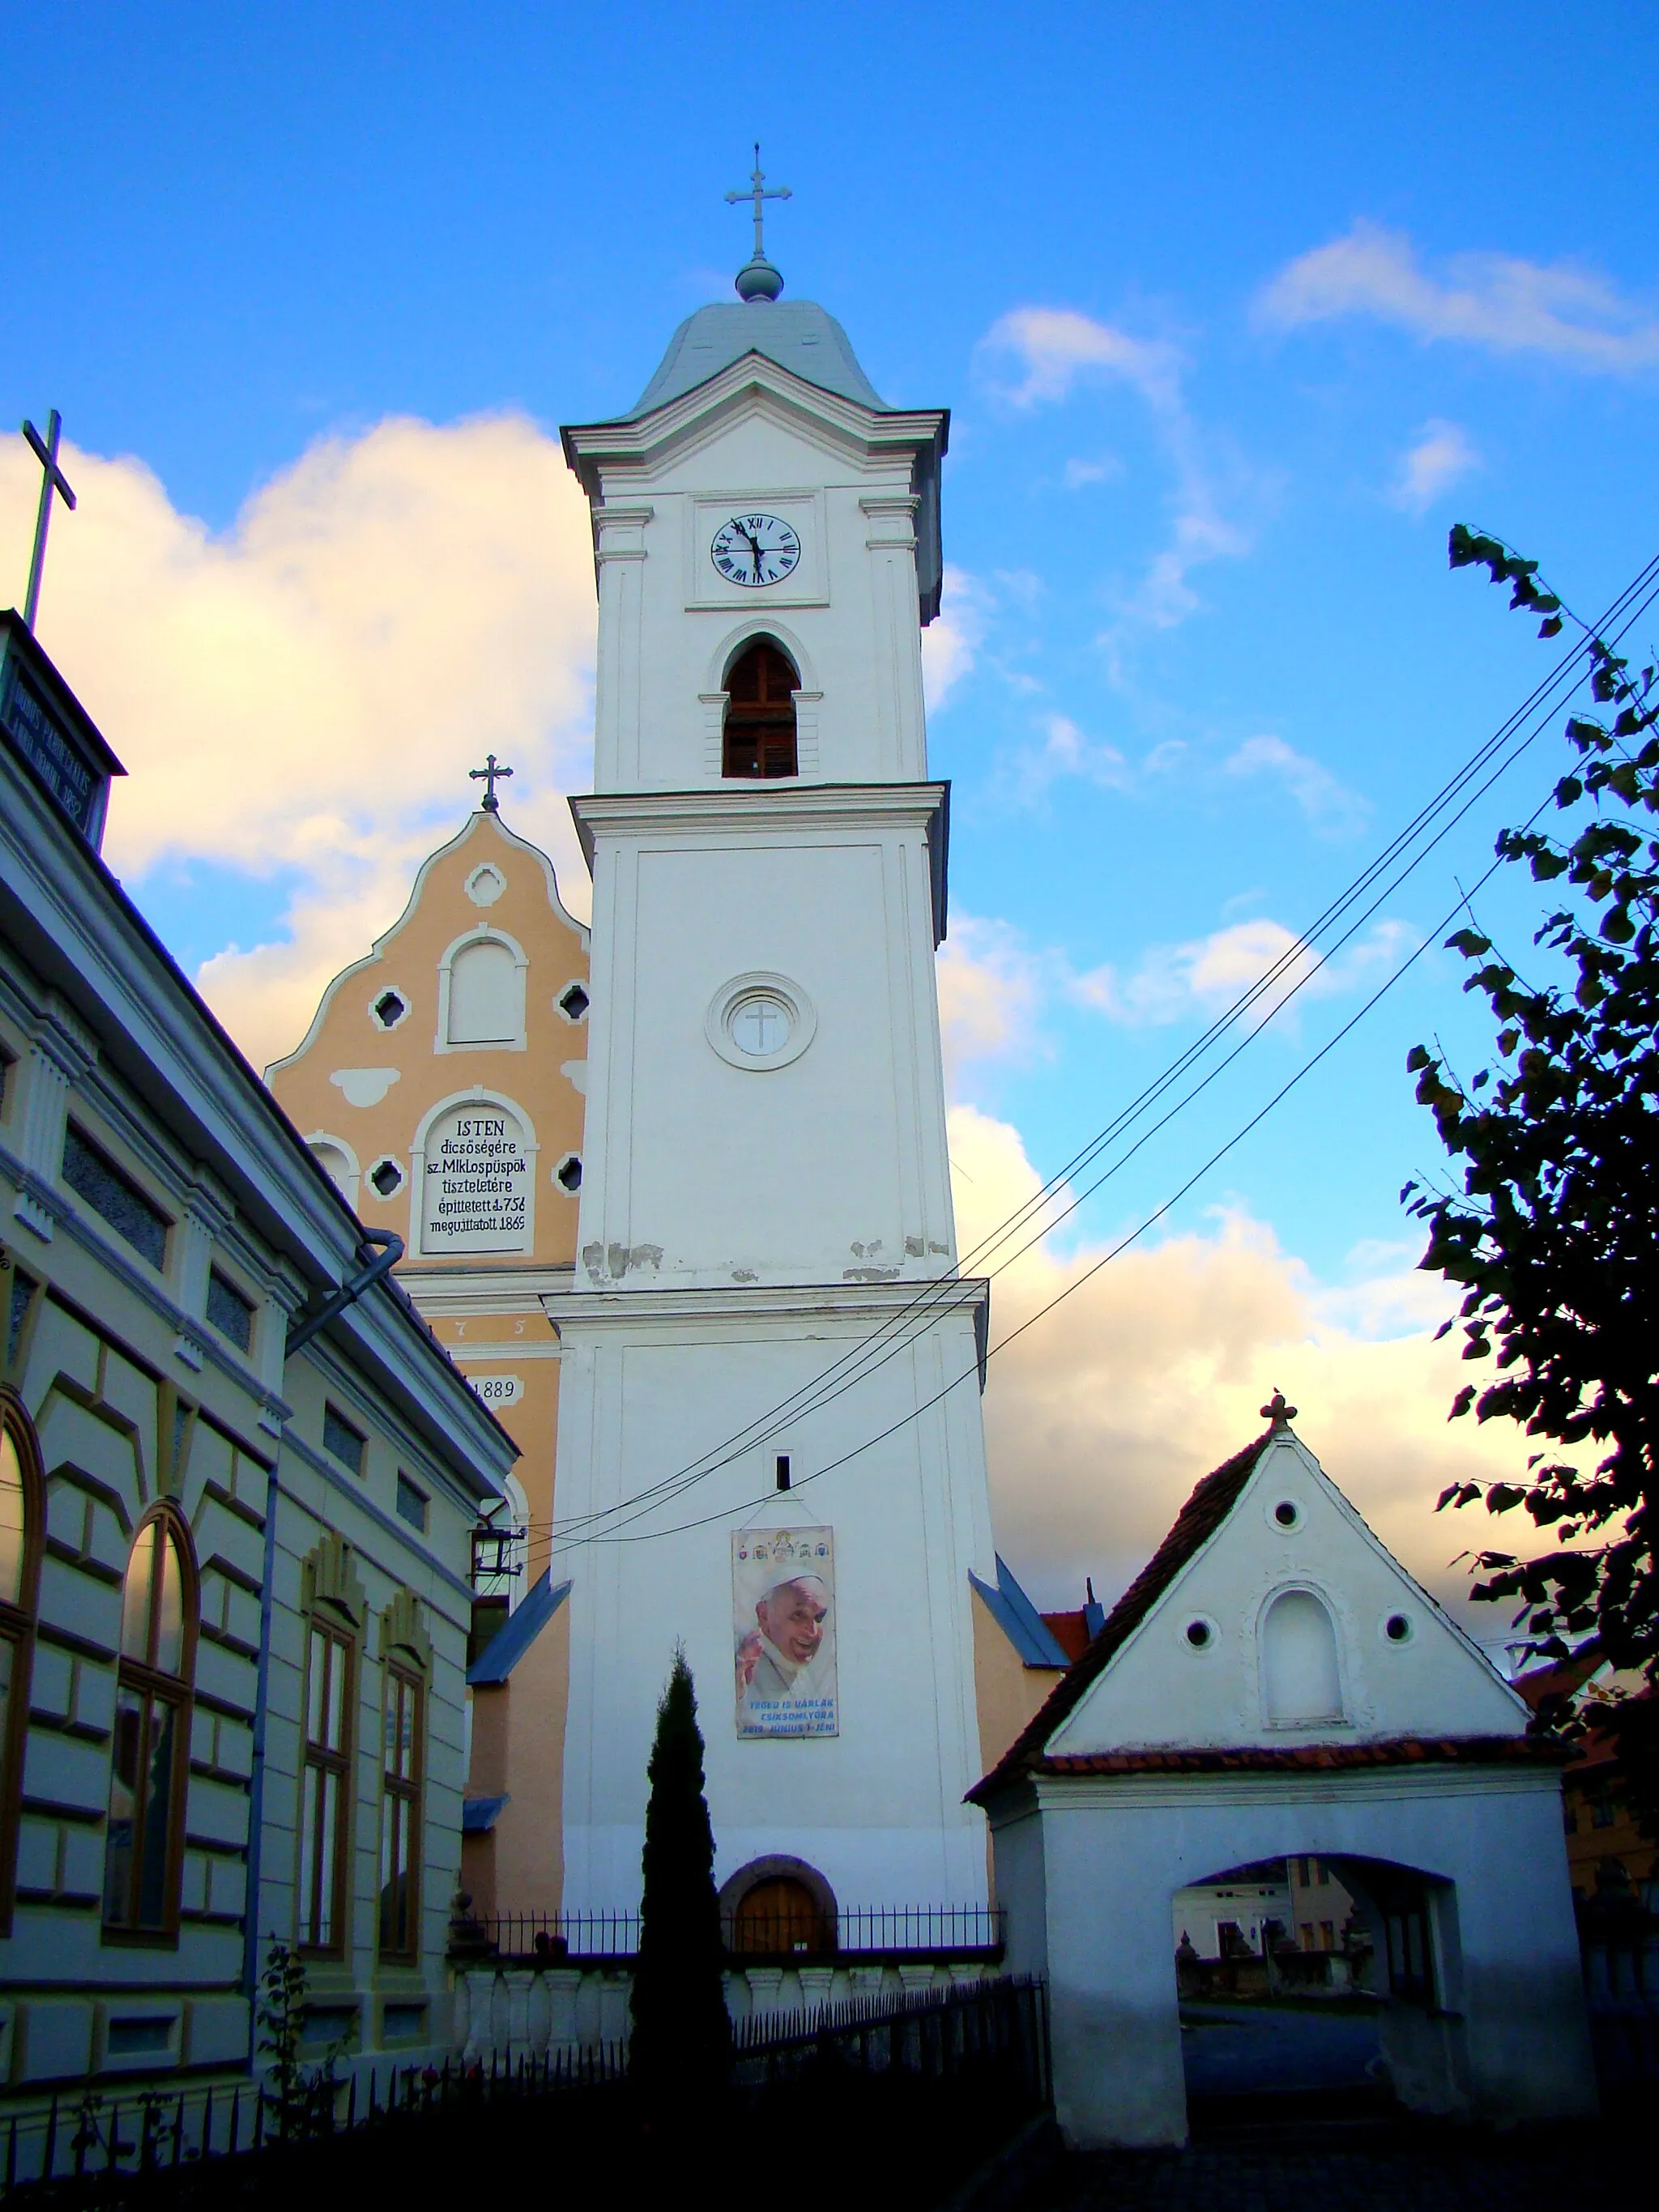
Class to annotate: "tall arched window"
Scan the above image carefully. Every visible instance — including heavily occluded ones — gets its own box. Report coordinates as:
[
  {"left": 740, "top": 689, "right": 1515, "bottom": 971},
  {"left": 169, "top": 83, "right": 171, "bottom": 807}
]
[
  {"left": 0, "top": 1391, "right": 45, "bottom": 1935},
  {"left": 104, "top": 1507, "right": 197, "bottom": 1937},
  {"left": 377, "top": 1596, "right": 429, "bottom": 1962},
  {"left": 723, "top": 640, "right": 799, "bottom": 779},
  {"left": 1260, "top": 1588, "right": 1344, "bottom": 1728}
]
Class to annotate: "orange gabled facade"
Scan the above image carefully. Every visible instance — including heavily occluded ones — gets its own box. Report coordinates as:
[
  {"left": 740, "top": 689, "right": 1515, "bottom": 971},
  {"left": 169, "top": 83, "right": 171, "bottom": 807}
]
[{"left": 267, "top": 804, "right": 591, "bottom": 1918}]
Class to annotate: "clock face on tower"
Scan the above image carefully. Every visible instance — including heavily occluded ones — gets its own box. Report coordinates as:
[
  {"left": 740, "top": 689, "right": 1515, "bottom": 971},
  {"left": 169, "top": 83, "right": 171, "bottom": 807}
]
[{"left": 710, "top": 512, "right": 801, "bottom": 589}]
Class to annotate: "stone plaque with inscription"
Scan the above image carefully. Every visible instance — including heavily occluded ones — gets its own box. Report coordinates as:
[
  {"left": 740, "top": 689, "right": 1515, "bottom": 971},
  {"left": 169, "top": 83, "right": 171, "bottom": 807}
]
[{"left": 421, "top": 1103, "right": 531, "bottom": 1253}]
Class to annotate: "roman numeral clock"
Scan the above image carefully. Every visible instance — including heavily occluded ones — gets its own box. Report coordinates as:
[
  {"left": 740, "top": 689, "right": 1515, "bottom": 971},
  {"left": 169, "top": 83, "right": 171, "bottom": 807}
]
[{"left": 710, "top": 511, "right": 802, "bottom": 588}]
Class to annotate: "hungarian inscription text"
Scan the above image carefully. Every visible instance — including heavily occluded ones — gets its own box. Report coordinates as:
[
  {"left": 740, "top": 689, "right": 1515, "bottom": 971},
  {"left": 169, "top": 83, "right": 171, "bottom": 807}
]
[{"left": 422, "top": 1105, "right": 531, "bottom": 1253}]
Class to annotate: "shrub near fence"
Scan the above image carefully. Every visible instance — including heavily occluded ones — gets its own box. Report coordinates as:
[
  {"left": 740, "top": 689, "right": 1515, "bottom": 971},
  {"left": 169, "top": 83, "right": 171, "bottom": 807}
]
[{"left": 0, "top": 1978, "right": 1048, "bottom": 2210}]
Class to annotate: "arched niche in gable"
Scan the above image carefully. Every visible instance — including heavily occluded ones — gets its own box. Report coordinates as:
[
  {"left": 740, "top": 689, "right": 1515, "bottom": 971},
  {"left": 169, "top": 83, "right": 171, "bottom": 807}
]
[
  {"left": 1260, "top": 1588, "right": 1346, "bottom": 1728},
  {"left": 437, "top": 928, "right": 529, "bottom": 1052}
]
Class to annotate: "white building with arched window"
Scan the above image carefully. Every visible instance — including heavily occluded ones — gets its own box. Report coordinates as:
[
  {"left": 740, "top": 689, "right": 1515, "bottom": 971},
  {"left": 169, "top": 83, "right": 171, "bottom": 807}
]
[{"left": 970, "top": 1400, "right": 1597, "bottom": 2147}]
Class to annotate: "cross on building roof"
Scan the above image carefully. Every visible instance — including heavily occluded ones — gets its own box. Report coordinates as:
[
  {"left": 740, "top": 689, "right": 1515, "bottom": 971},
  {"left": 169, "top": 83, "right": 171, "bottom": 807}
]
[
  {"left": 20, "top": 411, "right": 76, "bottom": 633},
  {"left": 724, "top": 144, "right": 791, "bottom": 303},
  {"left": 469, "top": 753, "right": 514, "bottom": 812}
]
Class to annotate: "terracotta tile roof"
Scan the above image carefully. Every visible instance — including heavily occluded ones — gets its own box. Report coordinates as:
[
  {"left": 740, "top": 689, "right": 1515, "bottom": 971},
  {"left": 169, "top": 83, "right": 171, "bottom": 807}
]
[
  {"left": 970, "top": 1425, "right": 1274, "bottom": 1804},
  {"left": 1514, "top": 1642, "right": 1604, "bottom": 1714},
  {"left": 1015, "top": 1736, "right": 1568, "bottom": 1782}
]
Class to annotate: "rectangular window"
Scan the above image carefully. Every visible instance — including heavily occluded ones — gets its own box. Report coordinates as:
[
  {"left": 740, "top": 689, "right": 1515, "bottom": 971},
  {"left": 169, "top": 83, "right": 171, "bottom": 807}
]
[
  {"left": 394, "top": 1473, "right": 429, "bottom": 1534},
  {"left": 297, "top": 1622, "right": 354, "bottom": 1953},
  {"left": 378, "top": 1664, "right": 424, "bottom": 1960},
  {"left": 322, "top": 1404, "right": 365, "bottom": 1476},
  {"left": 62, "top": 1126, "right": 169, "bottom": 1271},
  {"left": 207, "top": 1268, "right": 254, "bottom": 1353},
  {"left": 467, "top": 1596, "right": 508, "bottom": 1670}
]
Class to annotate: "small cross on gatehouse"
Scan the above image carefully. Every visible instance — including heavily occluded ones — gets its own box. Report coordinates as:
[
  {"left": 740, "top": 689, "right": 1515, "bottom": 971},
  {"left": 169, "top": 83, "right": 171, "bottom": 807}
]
[
  {"left": 19, "top": 411, "right": 77, "bottom": 633},
  {"left": 470, "top": 753, "right": 514, "bottom": 813},
  {"left": 725, "top": 143, "right": 791, "bottom": 265}
]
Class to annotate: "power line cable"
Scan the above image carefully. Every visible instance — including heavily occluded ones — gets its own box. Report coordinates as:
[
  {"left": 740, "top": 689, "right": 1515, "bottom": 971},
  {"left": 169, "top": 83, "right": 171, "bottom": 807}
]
[{"left": 523, "top": 556, "right": 1659, "bottom": 1555}]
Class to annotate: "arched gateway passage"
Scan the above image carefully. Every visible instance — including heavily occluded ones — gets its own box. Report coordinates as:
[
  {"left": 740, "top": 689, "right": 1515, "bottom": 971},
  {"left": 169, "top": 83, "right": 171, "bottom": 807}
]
[{"left": 1172, "top": 1854, "right": 1450, "bottom": 2125}]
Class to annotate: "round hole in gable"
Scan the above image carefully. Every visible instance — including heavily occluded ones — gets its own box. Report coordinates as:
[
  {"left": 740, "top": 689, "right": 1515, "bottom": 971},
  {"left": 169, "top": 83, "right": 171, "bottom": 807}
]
[
  {"left": 1384, "top": 1612, "right": 1413, "bottom": 1644},
  {"left": 1273, "top": 1499, "right": 1303, "bottom": 1531},
  {"left": 372, "top": 989, "right": 407, "bottom": 1030},
  {"left": 368, "top": 1157, "right": 405, "bottom": 1200},
  {"left": 555, "top": 1153, "right": 582, "bottom": 1195},
  {"left": 557, "top": 982, "right": 590, "bottom": 1023},
  {"left": 1184, "top": 1618, "right": 1214, "bottom": 1651}
]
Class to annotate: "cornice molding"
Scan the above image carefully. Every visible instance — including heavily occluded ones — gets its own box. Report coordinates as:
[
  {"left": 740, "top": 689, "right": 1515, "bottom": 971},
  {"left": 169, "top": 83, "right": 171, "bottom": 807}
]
[
  {"left": 569, "top": 780, "right": 946, "bottom": 865},
  {"left": 544, "top": 1275, "right": 987, "bottom": 1332},
  {"left": 562, "top": 354, "right": 947, "bottom": 491}
]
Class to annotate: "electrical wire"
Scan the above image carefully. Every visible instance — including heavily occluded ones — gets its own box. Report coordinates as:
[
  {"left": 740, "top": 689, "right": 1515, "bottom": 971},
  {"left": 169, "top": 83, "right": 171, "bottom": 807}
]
[{"left": 507, "top": 555, "right": 1659, "bottom": 1562}]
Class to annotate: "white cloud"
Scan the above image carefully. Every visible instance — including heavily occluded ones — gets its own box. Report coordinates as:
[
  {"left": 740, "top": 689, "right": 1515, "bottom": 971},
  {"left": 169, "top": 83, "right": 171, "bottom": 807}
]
[
  {"left": 996, "top": 712, "right": 1133, "bottom": 808},
  {"left": 936, "top": 916, "right": 1047, "bottom": 1092},
  {"left": 1257, "top": 220, "right": 1659, "bottom": 373},
  {"left": 979, "top": 308, "right": 1182, "bottom": 413},
  {"left": 1390, "top": 419, "right": 1480, "bottom": 515},
  {"left": 1071, "top": 914, "right": 1410, "bottom": 1029},
  {"left": 978, "top": 305, "right": 1252, "bottom": 635},
  {"left": 0, "top": 414, "right": 599, "bottom": 1070},
  {"left": 949, "top": 1106, "right": 1551, "bottom": 1630},
  {"left": 921, "top": 563, "right": 990, "bottom": 710},
  {"left": 1063, "top": 455, "right": 1122, "bottom": 491},
  {"left": 1222, "top": 733, "right": 1370, "bottom": 837}
]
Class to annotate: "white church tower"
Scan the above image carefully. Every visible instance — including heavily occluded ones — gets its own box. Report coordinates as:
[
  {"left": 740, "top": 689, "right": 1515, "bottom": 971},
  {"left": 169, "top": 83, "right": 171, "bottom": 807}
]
[{"left": 552, "top": 173, "right": 997, "bottom": 1923}]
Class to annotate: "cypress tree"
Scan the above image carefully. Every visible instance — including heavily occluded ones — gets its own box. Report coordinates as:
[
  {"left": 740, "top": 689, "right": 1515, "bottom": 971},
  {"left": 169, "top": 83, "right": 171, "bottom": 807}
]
[{"left": 629, "top": 1648, "right": 732, "bottom": 2099}]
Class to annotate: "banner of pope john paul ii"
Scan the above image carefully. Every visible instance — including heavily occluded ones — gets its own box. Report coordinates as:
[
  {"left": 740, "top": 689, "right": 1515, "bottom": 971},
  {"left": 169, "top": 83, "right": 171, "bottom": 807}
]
[{"left": 732, "top": 1527, "right": 838, "bottom": 1738}]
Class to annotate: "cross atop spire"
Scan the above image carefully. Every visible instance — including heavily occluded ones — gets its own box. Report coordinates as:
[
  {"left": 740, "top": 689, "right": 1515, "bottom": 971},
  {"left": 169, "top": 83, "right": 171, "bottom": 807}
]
[
  {"left": 724, "top": 144, "right": 791, "bottom": 303},
  {"left": 19, "top": 411, "right": 76, "bottom": 633},
  {"left": 469, "top": 753, "right": 513, "bottom": 812}
]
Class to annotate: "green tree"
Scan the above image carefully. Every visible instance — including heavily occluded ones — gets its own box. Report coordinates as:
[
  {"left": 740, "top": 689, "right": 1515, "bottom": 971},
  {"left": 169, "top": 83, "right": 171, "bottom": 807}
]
[
  {"left": 629, "top": 1649, "right": 732, "bottom": 2099},
  {"left": 1405, "top": 524, "right": 1659, "bottom": 1823}
]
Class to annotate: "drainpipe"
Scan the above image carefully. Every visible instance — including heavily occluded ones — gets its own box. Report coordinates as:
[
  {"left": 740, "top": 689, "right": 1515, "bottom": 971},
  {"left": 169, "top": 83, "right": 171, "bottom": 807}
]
[{"left": 285, "top": 1230, "right": 403, "bottom": 1357}]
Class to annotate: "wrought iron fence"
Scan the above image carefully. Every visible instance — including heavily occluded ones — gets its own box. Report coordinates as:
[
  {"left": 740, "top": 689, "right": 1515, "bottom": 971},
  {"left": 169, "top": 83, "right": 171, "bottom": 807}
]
[
  {"left": 0, "top": 2046, "right": 625, "bottom": 2201},
  {"left": 467, "top": 1901, "right": 1005, "bottom": 1963},
  {"left": 0, "top": 1979, "right": 1045, "bottom": 2206}
]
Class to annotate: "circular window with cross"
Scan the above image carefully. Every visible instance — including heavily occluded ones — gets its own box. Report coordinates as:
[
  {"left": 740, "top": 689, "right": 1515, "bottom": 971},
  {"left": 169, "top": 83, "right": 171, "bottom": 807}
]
[{"left": 705, "top": 972, "right": 817, "bottom": 1072}]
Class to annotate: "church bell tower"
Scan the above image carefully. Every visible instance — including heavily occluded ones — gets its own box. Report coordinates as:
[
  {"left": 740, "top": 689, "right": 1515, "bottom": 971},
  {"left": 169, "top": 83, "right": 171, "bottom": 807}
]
[{"left": 552, "top": 176, "right": 996, "bottom": 1919}]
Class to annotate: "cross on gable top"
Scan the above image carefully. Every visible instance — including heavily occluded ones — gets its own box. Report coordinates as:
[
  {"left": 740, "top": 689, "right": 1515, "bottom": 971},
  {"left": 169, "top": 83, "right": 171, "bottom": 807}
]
[{"left": 469, "top": 754, "right": 514, "bottom": 812}]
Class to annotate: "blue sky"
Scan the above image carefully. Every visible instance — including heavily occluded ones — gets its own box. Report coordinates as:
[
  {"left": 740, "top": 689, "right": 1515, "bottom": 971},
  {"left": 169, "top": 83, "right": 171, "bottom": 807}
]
[{"left": 5, "top": 0, "right": 1657, "bottom": 1606}]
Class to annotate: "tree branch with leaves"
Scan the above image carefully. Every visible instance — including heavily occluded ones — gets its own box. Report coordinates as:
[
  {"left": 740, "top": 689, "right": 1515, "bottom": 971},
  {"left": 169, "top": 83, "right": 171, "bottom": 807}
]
[{"left": 1405, "top": 524, "right": 1659, "bottom": 1826}]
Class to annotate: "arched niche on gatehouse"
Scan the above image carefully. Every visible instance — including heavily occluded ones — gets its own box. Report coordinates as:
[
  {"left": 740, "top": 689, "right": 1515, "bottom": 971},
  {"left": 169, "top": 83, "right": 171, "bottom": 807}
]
[
  {"left": 411, "top": 1089, "right": 538, "bottom": 1259},
  {"left": 1259, "top": 1587, "right": 1346, "bottom": 1728}
]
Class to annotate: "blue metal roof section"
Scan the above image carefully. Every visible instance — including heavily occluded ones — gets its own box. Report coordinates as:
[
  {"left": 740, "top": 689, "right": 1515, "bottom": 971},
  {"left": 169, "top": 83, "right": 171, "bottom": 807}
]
[
  {"left": 970, "top": 1554, "right": 1071, "bottom": 1669},
  {"left": 629, "top": 300, "right": 889, "bottom": 419},
  {"left": 467, "top": 1572, "right": 572, "bottom": 1686},
  {"left": 462, "top": 1794, "right": 508, "bottom": 1835}
]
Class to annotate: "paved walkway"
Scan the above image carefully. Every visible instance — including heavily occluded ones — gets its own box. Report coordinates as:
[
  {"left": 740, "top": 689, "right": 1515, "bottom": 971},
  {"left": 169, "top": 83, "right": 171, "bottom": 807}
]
[{"left": 1020, "top": 2120, "right": 1644, "bottom": 2211}]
